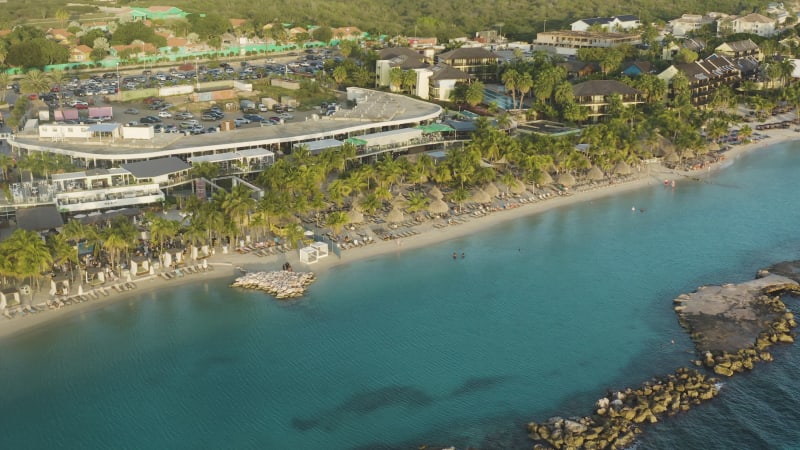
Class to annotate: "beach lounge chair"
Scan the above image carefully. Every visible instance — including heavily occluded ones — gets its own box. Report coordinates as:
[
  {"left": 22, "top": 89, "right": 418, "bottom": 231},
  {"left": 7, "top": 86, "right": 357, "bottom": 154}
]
[{"left": 126, "top": 282, "right": 137, "bottom": 290}]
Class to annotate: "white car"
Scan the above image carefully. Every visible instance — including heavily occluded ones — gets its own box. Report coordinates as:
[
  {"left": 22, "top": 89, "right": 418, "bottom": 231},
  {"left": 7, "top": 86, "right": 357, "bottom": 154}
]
[
  {"left": 157, "top": 111, "right": 172, "bottom": 118},
  {"left": 278, "top": 113, "right": 294, "bottom": 120}
]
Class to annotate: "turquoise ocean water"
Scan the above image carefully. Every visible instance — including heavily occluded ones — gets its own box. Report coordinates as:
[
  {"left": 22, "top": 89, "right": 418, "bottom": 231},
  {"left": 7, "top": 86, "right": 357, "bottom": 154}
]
[{"left": 1, "top": 143, "right": 800, "bottom": 449}]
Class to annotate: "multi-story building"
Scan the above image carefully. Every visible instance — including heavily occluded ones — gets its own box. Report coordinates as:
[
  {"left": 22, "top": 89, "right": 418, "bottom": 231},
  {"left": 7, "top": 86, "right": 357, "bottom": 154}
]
[
  {"left": 658, "top": 54, "right": 742, "bottom": 107},
  {"left": 532, "top": 31, "right": 642, "bottom": 56},
  {"left": 570, "top": 15, "right": 640, "bottom": 32},
  {"left": 435, "top": 47, "right": 501, "bottom": 83},
  {"left": 571, "top": 80, "right": 643, "bottom": 122}
]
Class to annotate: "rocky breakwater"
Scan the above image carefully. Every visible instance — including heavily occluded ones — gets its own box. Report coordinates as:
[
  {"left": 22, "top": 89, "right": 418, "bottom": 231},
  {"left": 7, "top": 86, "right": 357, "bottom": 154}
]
[
  {"left": 528, "top": 368, "right": 720, "bottom": 450},
  {"left": 230, "top": 271, "right": 316, "bottom": 299},
  {"left": 673, "top": 272, "right": 800, "bottom": 377}
]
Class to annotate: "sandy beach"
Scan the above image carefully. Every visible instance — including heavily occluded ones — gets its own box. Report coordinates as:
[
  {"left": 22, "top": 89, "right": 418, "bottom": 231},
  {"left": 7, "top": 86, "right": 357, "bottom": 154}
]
[{"left": 1, "top": 125, "right": 797, "bottom": 341}]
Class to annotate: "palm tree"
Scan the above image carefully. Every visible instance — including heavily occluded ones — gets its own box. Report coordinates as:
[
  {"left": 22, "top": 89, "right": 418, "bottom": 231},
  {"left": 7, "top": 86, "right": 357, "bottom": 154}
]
[
  {"left": 4, "top": 229, "right": 53, "bottom": 293},
  {"left": 47, "top": 233, "right": 77, "bottom": 276},
  {"left": 326, "top": 179, "right": 353, "bottom": 207},
  {"left": 0, "top": 154, "right": 13, "bottom": 181},
  {"left": 517, "top": 72, "right": 533, "bottom": 109},
  {"left": 405, "top": 191, "right": 430, "bottom": 216},
  {"left": 388, "top": 67, "right": 404, "bottom": 91},
  {"left": 21, "top": 69, "right": 52, "bottom": 97},
  {"left": 448, "top": 187, "right": 469, "bottom": 213},
  {"left": 502, "top": 69, "right": 520, "bottom": 108},
  {"left": 325, "top": 211, "right": 349, "bottom": 235}
]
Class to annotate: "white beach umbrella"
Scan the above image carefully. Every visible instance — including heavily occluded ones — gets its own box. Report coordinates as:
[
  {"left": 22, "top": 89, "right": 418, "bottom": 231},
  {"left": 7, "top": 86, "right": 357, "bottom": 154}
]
[
  {"left": 130, "top": 261, "right": 138, "bottom": 277},
  {"left": 49, "top": 280, "right": 57, "bottom": 296},
  {"left": 191, "top": 246, "right": 198, "bottom": 260},
  {"left": 78, "top": 285, "right": 84, "bottom": 296},
  {"left": 202, "top": 259, "right": 208, "bottom": 269},
  {"left": 149, "top": 265, "right": 155, "bottom": 275}
]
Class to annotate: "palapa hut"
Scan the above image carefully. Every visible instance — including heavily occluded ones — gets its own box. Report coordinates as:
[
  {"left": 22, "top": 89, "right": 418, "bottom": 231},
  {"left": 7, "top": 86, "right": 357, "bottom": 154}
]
[
  {"left": 540, "top": 171, "right": 554, "bottom": 185},
  {"left": 557, "top": 172, "right": 576, "bottom": 187},
  {"left": 665, "top": 152, "right": 680, "bottom": 164},
  {"left": 428, "top": 186, "right": 443, "bottom": 199},
  {"left": 484, "top": 182, "right": 500, "bottom": 198},
  {"left": 507, "top": 179, "right": 526, "bottom": 194},
  {"left": 391, "top": 195, "right": 409, "bottom": 209},
  {"left": 470, "top": 189, "right": 491, "bottom": 204},
  {"left": 612, "top": 161, "right": 632, "bottom": 176},
  {"left": 587, "top": 166, "right": 605, "bottom": 181},
  {"left": 681, "top": 148, "right": 696, "bottom": 159},
  {"left": 386, "top": 207, "right": 405, "bottom": 223},
  {"left": 429, "top": 198, "right": 450, "bottom": 214},
  {"left": 346, "top": 208, "right": 364, "bottom": 224}
]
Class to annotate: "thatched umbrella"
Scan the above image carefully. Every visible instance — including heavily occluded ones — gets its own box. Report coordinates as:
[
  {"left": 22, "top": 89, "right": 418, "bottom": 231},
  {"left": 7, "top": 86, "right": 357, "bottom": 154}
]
[
  {"left": 428, "top": 186, "right": 443, "bottom": 199},
  {"left": 386, "top": 207, "right": 405, "bottom": 223},
  {"left": 612, "top": 161, "right": 632, "bottom": 176},
  {"left": 508, "top": 178, "right": 526, "bottom": 194},
  {"left": 586, "top": 166, "right": 604, "bottom": 181},
  {"left": 664, "top": 152, "right": 680, "bottom": 163},
  {"left": 391, "top": 195, "right": 409, "bottom": 208},
  {"left": 558, "top": 172, "right": 576, "bottom": 187},
  {"left": 429, "top": 198, "right": 450, "bottom": 214},
  {"left": 470, "top": 189, "right": 491, "bottom": 203},
  {"left": 540, "top": 171, "right": 554, "bottom": 185},
  {"left": 484, "top": 182, "right": 500, "bottom": 197},
  {"left": 347, "top": 208, "right": 364, "bottom": 224},
  {"left": 681, "top": 149, "right": 696, "bottom": 159}
]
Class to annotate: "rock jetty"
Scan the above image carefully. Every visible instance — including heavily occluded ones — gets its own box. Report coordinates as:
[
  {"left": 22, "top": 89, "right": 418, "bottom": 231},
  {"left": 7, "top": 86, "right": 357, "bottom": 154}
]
[
  {"left": 528, "top": 368, "right": 720, "bottom": 450},
  {"left": 673, "top": 273, "right": 800, "bottom": 377},
  {"left": 230, "top": 271, "right": 316, "bottom": 299}
]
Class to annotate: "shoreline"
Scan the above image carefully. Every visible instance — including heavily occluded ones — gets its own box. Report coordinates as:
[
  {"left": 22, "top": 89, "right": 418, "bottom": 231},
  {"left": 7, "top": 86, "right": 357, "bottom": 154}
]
[{"left": 1, "top": 127, "right": 798, "bottom": 341}]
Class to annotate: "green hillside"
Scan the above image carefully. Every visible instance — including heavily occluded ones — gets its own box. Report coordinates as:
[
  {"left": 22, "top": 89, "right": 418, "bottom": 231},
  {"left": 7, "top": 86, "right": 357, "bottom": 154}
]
[{"left": 0, "top": 0, "right": 770, "bottom": 41}]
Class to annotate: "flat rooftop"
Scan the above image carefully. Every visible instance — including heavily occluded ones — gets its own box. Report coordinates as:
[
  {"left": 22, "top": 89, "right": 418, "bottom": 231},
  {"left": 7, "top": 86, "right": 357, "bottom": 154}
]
[{"left": 10, "top": 90, "right": 442, "bottom": 162}]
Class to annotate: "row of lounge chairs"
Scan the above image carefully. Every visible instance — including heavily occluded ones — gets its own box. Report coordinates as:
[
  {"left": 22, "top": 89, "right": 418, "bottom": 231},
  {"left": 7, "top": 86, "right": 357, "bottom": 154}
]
[
  {"left": 237, "top": 243, "right": 290, "bottom": 256},
  {"left": 338, "top": 236, "right": 376, "bottom": 249},
  {"left": 1, "top": 283, "right": 140, "bottom": 319},
  {"left": 160, "top": 264, "right": 213, "bottom": 280},
  {"left": 380, "top": 229, "right": 420, "bottom": 240}
]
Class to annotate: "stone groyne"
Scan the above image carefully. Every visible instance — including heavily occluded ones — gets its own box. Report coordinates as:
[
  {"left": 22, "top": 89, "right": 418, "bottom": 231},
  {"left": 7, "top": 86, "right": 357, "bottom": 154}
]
[
  {"left": 230, "top": 271, "right": 316, "bottom": 299},
  {"left": 528, "top": 265, "right": 800, "bottom": 449},
  {"left": 528, "top": 367, "right": 719, "bottom": 450}
]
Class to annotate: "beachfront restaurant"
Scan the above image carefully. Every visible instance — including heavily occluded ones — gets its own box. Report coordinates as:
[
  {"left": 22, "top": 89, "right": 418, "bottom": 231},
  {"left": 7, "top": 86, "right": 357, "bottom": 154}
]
[
  {"left": 188, "top": 148, "right": 275, "bottom": 175},
  {"left": 345, "top": 128, "right": 424, "bottom": 157},
  {"left": 293, "top": 139, "right": 343, "bottom": 155},
  {"left": 120, "top": 157, "right": 191, "bottom": 186}
]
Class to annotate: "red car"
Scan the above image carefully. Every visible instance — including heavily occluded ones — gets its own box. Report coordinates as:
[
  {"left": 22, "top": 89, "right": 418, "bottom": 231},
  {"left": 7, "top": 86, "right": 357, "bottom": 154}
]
[{"left": 74, "top": 102, "right": 89, "bottom": 109}]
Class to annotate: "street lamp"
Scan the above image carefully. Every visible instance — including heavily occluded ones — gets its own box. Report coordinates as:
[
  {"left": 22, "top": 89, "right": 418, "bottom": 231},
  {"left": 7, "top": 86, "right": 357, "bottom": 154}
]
[
  {"left": 116, "top": 62, "right": 120, "bottom": 80},
  {"left": 195, "top": 57, "right": 200, "bottom": 91}
]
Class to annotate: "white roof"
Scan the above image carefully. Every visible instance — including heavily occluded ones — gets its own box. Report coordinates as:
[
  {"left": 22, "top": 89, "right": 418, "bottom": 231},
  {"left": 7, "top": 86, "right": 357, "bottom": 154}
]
[
  {"left": 190, "top": 148, "right": 275, "bottom": 163},
  {"left": 235, "top": 148, "right": 274, "bottom": 158},
  {"left": 52, "top": 167, "right": 128, "bottom": 181},
  {"left": 296, "top": 139, "right": 343, "bottom": 153},
  {"left": 358, "top": 128, "right": 423, "bottom": 147}
]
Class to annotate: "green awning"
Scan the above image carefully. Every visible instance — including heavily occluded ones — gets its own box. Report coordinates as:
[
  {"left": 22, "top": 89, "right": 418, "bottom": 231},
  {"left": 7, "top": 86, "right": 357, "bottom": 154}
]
[
  {"left": 345, "top": 137, "right": 367, "bottom": 146},
  {"left": 416, "top": 124, "right": 455, "bottom": 134}
]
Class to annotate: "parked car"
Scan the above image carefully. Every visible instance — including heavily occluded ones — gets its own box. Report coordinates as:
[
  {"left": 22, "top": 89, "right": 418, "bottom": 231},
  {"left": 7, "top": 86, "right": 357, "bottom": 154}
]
[
  {"left": 234, "top": 117, "right": 251, "bottom": 127},
  {"left": 140, "top": 116, "right": 162, "bottom": 124},
  {"left": 174, "top": 111, "right": 194, "bottom": 120},
  {"left": 268, "top": 116, "right": 281, "bottom": 124},
  {"left": 179, "top": 120, "right": 199, "bottom": 129},
  {"left": 164, "top": 124, "right": 179, "bottom": 133},
  {"left": 243, "top": 114, "right": 265, "bottom": 122},
  {"left": 278, "top": 113, "right": 294, "bottom": 120},
  {"left": 157, "top": 110, "right": 172, "bottom": 118}
]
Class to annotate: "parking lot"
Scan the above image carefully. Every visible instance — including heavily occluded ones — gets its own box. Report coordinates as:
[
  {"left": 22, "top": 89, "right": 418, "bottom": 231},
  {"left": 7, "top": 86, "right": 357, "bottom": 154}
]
[{"left": 11, "top": 47, "right": 342, "bottom": 136}]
